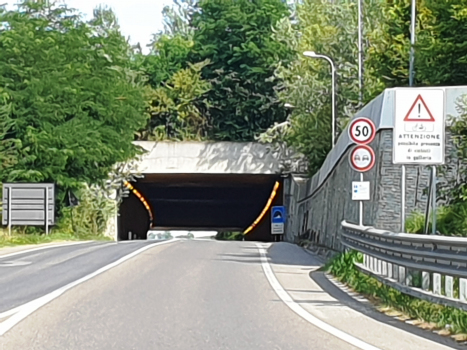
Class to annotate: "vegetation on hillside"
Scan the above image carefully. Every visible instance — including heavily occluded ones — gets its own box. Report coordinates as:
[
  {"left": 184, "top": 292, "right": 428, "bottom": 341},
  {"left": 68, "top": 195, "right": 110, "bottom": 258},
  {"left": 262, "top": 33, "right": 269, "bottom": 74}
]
[{"left": 2, "top": 0, "right": 467, "bottom": 239}]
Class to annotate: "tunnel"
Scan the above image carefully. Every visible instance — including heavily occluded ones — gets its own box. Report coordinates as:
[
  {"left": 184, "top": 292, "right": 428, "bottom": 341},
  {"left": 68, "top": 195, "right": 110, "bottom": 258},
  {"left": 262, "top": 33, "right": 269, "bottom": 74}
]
[{"left": 118, "top": 173, "right": 284, "bottom": 242}]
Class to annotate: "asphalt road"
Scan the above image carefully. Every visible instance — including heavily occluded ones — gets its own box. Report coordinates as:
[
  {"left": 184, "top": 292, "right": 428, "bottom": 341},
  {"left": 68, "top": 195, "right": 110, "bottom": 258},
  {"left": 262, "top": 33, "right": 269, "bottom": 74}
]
[
  {"left": 0, "top": 239, "right": 459, "bottom": 349},
  {"left": 0, "top": 240, "right": 159, "bottom": 313}
]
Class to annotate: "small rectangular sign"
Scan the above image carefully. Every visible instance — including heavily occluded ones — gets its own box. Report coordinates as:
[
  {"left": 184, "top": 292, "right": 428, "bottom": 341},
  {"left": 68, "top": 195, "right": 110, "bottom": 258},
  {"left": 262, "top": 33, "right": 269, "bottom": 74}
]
[
  {"left": 271, "top": 206, "right": 286, "bottom": 224},
  {"left": 352, "top": 181, "right": 370, "bottom": 201},
  {"left": 271, "top": 223, "right": 284, "bottom": 234}
]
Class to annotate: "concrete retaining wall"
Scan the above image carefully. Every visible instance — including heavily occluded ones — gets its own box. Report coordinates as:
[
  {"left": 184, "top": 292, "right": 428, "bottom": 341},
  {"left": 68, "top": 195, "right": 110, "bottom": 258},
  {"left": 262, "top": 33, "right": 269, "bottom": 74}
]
[{"left": 284, "top": 86, "right": 466, "bottom": 252}]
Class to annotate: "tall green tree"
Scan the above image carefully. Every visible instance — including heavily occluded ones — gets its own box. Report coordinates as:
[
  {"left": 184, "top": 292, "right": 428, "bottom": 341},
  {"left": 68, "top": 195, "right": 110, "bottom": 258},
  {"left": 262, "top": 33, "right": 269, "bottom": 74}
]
[
  {"left": 367, "top": 0, "right": 467, "bottom": 88},
  {"left": 189, "top": 0, "right": 294, "bottom": 141},
  {"left": 274, "top": 0, "right": 385, "bottom": 174},
  {"left": 0, "top": 1, "right": 148, "bottom": 203}
]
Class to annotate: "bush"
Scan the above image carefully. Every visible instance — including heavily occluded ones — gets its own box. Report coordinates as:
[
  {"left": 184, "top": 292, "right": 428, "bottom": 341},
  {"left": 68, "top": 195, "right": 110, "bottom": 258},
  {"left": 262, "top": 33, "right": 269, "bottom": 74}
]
[
  {"left": 328, "top": 251, "right": 467, "bottom": 334},
  {"left": 406, "top": 203, "right": 467, "bottom": 236}
]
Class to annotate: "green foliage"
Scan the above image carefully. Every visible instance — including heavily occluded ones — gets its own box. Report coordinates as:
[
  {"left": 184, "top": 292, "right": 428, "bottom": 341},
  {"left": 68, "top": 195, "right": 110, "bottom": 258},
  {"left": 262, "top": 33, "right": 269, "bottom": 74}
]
[
  {"left": 328, "top": 251, "right": 467, "bottom": 334},
  {"left": 0, "top": 2, "right": 148, "bottom": 207},
  {"left": 142, "top": 60, "right": 212, "bottom": 141},
  {"left": 274, "top": 0, "right": 385, "bottom": 174},
  {"left": 189, "top": 0, "right": 294, "bottom": 141},
  {"left": 215, "top": 231, "right": 244, "bottom": 241},
  {"left": 59, "top": 184, "right": 116, "bottom": 237},
  {"left": 367, "top": 0, "right": 467, "bottom": 87}
]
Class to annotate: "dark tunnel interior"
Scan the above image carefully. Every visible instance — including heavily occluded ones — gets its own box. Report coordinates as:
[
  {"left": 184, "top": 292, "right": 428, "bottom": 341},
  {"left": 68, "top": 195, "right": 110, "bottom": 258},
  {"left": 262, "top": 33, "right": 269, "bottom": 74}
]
[{"left": 119, "top": 174, "right": 283, "bottom": 242}]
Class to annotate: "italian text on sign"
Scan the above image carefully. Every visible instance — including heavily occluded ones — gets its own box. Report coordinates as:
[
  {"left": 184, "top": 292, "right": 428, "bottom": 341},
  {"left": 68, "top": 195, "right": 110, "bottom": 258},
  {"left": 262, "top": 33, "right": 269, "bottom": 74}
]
[{"left": 393, "top": 89, "right": 445, "bottom": 165}]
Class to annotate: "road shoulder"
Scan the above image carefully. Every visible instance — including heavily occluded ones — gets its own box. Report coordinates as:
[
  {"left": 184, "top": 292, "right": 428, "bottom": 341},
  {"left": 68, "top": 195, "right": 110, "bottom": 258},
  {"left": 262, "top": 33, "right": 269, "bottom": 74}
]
[{"left": 264, "top": 242, "right": 459, "bottom": 350}]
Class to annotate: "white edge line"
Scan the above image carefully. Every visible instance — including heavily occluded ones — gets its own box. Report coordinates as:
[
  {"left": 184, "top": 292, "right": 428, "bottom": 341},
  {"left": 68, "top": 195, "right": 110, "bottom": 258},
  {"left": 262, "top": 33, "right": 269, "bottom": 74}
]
[
  {"left": 0, "top": 241, "right": 95, "bottom": 260},
  {"left": 0, "top": 239, "right": 179, "bottom": 336},
  {"left": 256, "top": 243, "right": 382, "bottom": 350}
]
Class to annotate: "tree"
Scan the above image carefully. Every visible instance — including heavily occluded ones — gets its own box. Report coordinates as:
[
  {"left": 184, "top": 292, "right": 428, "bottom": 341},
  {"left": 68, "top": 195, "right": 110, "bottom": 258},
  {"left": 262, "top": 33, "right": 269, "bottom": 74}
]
[
  {"left": 273, "top": 0, "right": 385, "bottom": 174},
  {"left": 189, "top": 0, "right": 294, "bottom": 141},
  {"left": 367, "top": 0, "right": 467, "bottom": 88},
  {"left": 0, "top": 1, "right": 149, "bottom": 205}
]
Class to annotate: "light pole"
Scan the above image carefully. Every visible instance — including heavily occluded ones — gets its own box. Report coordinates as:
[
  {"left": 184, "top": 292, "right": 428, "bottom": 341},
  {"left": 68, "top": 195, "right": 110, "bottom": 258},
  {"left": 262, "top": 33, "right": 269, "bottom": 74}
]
[{"left": 303, "top": 51, "right": 336, "bottom": 147}]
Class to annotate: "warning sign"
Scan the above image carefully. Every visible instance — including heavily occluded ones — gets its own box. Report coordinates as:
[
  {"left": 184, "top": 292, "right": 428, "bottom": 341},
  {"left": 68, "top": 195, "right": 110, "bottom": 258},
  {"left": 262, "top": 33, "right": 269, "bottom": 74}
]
[{"left": 393, "top": 89, "right": 445, "bottom": 165}]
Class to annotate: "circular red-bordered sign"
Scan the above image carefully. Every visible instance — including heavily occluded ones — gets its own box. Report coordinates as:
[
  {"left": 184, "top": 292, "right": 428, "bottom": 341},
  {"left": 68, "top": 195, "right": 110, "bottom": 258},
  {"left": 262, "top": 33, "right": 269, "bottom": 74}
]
[
  {"left": 349, "top": 145, "right": 375, "bottom": 172},
  {"left": 348, "top": 117, "right": 376, "bottom": 145}
]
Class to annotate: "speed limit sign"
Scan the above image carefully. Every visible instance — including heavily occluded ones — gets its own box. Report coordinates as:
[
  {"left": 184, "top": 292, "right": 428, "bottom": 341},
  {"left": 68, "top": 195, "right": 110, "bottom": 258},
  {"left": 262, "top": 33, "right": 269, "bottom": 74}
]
[{"left": 348, "top": 117, "right": 376, "bottom": 145}]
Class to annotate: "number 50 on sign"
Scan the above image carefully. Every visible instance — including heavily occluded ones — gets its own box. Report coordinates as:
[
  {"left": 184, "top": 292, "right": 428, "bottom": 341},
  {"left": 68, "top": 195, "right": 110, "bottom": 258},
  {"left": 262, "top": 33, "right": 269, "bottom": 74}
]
[{"left": 348, "top": 117, "right": 376, "bottom": 145}]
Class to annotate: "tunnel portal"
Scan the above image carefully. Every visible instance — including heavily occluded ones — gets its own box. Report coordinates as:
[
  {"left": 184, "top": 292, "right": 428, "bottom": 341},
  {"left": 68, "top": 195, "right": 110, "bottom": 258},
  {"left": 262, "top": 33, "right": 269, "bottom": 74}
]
[{"left": 119, "top": 174, "right": 284, "bottom": 242}]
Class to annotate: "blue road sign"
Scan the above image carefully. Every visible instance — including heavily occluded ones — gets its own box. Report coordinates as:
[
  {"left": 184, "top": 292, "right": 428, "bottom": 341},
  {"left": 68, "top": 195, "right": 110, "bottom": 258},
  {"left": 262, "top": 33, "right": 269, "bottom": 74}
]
[{"left": 271, "top": 206, "right": 286, "bottom": 224}]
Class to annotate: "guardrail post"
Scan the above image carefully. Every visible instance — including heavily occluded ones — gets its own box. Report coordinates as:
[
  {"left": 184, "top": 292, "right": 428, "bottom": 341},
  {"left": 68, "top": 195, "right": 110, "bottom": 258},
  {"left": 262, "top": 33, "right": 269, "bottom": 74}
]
[
  {"left": 382, "top": 261, "right": 388, "bottom": 276},
  {"left": 377, "top": 259, "right": 382, "bottom": 275},
  {"left": 460, "top": 278, "right": 467, "bottom": 302},
  {"left": 393, "top": 264, "right": 399, "bottom": 280},
  {"left": 433, "top": 273, "right": 442, "bottom": 295},
  {"left": 387, "top": 262, "right": 393, "bottom": 278},
  {"left": 446, "top": 276, "right": 454, "bottom": 298},
  {"left": 398, "top": 266, "right": 406, "bottom": 284},
  {"left": 422, "top": 271, "right": 430, "bottom": 291}
]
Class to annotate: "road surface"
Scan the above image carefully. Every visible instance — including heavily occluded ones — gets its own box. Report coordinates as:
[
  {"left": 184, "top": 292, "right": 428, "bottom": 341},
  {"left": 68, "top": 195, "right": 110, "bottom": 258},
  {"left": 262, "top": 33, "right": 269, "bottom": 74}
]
[{"left": 0, "top": 239, "right": 460, "bottom": 349}]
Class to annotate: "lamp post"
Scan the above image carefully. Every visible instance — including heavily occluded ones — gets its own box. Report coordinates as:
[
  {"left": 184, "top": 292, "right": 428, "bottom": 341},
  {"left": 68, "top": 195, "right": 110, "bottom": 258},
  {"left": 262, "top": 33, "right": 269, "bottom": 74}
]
[{"left": 303, "top": 51, "right": 336, "bottom": 147}]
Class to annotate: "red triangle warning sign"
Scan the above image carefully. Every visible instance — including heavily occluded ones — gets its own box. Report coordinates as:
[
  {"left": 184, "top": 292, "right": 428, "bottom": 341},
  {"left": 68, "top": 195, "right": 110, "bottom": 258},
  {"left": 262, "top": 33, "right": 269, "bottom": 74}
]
[{"left": 403, "top": 94, "right": 435, "bottom": 122}]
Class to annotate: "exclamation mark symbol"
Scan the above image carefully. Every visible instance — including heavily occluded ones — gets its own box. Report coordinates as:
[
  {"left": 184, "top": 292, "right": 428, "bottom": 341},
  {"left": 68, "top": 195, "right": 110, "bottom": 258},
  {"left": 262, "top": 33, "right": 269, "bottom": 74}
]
[{"left": 418, "top": 103, "right": 421, "bottom": 118}]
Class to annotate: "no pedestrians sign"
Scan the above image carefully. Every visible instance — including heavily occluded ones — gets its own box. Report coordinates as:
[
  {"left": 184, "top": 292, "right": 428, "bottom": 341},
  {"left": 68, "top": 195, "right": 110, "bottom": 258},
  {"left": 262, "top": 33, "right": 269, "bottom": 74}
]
[{"left": 393, "top": 89, "right": 445, "bottom": 165}]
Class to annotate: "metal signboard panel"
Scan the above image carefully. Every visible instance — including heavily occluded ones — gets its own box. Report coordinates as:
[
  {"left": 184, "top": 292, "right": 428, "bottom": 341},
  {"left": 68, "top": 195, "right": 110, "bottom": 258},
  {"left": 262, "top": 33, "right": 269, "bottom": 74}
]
[
  {"left": 271, "top": 206, "right": 285, "bottom": 235},
  {"left": 2, "top": 183, "right": 55, "bottom": 226},
  {"left": 393, "top": 89, "right": 445, "bottom": 165}
]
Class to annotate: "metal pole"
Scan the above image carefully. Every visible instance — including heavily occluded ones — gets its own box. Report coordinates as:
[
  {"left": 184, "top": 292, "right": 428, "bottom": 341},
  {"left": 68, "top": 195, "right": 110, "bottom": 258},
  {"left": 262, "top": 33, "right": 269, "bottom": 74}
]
[
  {"left": 7, "top": 187, "right": 11, "bottom": 237},
  {"left": 401, "top": 165, "right": 406, "bottom": 232},
  {"left": 331, "top": 61, "right": 336, "bottom": 147},
  {"left": 357, "top": 0, "right": 363, "bottom": 103},
  {"left": 432, "top": 165, "right": 437, "bottom": 235},
  {"left": 359, "top": 173, "right": 364, "bottom": 226},
  {"left": 424, "top": 170, "right": 433, "bottom": 234},
  {"left": 409, "top": 0, "right": 416, "bottom": 87},
  {"left": 45, "top": 187, "right": 49, "bottom": 235}
]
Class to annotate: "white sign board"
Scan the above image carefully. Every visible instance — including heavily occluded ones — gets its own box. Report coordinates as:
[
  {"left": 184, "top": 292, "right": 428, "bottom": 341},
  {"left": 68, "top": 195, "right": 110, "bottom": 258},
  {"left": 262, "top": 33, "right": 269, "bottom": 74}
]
[
  {"left": 393, "top": 89, "right": 445, "bottom": 165},
  {"left": 352, "top": 181, "right": 370, "bottom": 201},
  {"left": 271, "top": 223, "right": 284, "bottom": 234}
]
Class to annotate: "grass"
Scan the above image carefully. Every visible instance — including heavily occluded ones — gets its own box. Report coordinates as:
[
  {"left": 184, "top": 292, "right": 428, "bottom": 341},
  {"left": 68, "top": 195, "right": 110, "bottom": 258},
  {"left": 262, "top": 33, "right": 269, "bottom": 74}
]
[
  {"left": 0, "top": 229, "right": 111, "bottom": 248},
  {"left": 327, "top": 251, "right": 467, "bottom": 337}
]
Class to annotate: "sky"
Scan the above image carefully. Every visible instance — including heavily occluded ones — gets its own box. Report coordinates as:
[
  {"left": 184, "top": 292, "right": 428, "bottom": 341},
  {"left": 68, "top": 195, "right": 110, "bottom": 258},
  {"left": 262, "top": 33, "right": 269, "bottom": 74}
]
[{"left": 6, "top": 0, "right": 173, "bottom": 54}]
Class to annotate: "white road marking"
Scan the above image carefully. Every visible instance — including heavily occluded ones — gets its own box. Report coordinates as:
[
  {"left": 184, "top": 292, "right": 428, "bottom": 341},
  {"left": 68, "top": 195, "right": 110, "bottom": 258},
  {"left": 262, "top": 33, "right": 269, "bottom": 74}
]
[
  {"left": 256, "top": 243, "right": 382, "bottom": 350},
  {"left": 0, "top": 239, "right": 178, "bottom": 336},
  {"left": 0, "top": 261, "right": 32, "bottom": 267},
  {"left": 0, "top": 241, "right": 94, "bottom": 260}
]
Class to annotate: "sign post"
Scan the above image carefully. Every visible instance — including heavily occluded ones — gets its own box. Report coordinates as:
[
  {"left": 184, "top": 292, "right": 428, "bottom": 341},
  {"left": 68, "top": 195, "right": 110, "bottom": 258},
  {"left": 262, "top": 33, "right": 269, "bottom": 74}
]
[
  {"left": 348, "top": 117, "right": 376, "bottom": 226},
  {"left": 271, "top": 206, "right": 285, "bottom": 235},
  {"left": 393, "top": 89, "right": 445, "bottom": 233}
]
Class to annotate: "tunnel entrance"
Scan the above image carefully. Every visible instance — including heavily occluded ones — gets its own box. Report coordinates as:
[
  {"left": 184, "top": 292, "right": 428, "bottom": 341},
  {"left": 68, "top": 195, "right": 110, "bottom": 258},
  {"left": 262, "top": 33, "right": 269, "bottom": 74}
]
[{"left": 119, "top": 174, "right": 284, "bottom": 242}]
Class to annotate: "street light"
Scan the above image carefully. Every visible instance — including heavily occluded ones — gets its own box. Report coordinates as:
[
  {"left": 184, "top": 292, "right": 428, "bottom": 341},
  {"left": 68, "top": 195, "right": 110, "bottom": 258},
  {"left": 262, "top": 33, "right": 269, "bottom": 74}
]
[{"left": 303, "top": 51, "right": 336, "bottom": 147}]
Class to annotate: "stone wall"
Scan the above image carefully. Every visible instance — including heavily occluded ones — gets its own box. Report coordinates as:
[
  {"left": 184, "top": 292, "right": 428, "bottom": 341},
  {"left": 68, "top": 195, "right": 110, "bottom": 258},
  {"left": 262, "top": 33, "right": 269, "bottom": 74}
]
[{"left": 285, "top": 128, "right": 459, "bottom": 252}]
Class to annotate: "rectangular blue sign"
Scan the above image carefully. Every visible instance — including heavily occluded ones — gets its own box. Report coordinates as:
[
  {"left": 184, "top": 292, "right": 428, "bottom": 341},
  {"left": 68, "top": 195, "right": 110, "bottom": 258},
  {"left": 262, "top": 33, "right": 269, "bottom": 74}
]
[{"left": 271, "top": 206, "right": 286, "bottom": 224}]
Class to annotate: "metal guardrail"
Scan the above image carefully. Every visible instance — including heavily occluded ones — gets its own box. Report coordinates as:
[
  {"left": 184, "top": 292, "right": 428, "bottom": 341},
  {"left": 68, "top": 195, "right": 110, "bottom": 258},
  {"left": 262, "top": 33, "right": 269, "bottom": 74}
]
[{"left": 341, "top": 221, "right": 467, "bottom": 310}]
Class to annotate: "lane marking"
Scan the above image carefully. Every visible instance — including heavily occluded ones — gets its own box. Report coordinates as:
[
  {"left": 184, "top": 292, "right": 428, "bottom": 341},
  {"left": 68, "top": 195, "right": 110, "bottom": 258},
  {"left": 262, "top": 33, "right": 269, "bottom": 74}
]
[
  {"left": 0, "top": 261, "right": 32, "bottom": 267},
  {"left": 256, "top": 243, "right": 382, "bottom": 350},
  {"left": 0, "top": 241, "right": 95, "bottom": 260},
  {"left": 0, "top": 239, "right": 178, "bottom": 336}
]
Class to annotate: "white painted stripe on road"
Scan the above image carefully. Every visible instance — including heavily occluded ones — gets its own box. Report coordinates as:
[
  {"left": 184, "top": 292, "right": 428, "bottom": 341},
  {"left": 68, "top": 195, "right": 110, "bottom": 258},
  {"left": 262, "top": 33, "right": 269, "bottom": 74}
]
[
  {"left": 256, "top": 243, "right": 382, "bottom": 350},
  {"left": 0, "top": 241, "right": 94, "bottom": 259},
  {"left": 0, "top": 239, "right": 178, "bottom": 336}
]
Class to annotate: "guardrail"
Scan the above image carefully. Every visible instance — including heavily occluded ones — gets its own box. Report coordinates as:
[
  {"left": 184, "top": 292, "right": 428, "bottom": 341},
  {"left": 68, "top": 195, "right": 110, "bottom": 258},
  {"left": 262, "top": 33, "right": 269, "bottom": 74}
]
[{"left": 341, "top": 221, "right": 467, "bottom": 311}]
